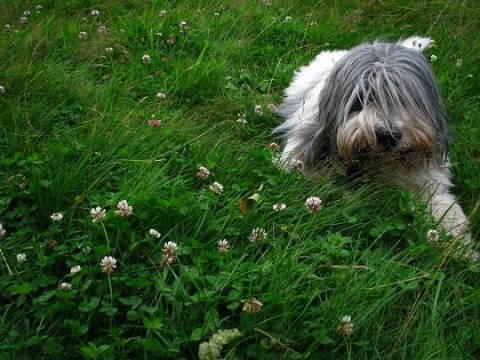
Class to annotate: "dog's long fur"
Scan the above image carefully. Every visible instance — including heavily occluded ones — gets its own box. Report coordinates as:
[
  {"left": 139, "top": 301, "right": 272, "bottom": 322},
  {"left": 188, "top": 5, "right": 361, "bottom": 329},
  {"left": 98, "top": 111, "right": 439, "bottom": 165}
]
[{"left": 274, "top": 36, "right": 476, "bottom": 259}]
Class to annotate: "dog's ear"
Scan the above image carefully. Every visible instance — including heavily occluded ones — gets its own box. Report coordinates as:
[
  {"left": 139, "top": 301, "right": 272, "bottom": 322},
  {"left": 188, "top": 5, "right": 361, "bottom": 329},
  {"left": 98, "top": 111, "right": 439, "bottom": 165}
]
[
  {"left": 295, "top": 124, "right": 332, "bottom": 171},
  {"left": 399, "top": 36, "right": 435, "bottom": 53}
]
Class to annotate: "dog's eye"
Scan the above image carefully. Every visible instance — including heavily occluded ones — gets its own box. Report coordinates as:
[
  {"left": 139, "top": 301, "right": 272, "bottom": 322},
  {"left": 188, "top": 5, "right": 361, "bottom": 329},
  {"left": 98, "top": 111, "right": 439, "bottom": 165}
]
[{"left": 349, "top": 98, "right": 363, "bottom": 114}]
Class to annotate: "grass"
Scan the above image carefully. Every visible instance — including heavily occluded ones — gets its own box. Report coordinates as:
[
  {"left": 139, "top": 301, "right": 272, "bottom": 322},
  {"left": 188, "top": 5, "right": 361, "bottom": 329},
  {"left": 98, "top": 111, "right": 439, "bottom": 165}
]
[{"left": 1, "top": 0, "right": 480, "bottom": 359}]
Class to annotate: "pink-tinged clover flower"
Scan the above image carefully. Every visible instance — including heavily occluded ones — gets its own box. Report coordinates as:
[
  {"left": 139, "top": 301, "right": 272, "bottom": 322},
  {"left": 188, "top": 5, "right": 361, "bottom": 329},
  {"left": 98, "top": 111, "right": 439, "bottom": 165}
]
[
  {"left": 100, "top": 256, "right": 117, "bottom": 274},
  {"left": 90, "top": 206, "right": 106, "bottom": 223},
  {"left": 142, "top": 54, "right": 151, "bottom": 64},
  {"left": 305, "top": 197, "right": 322, "bottom": 213},
  {"left": 218, "top": 239, "right": 229, "bottom": 254},
  {"left": 269, "top": 142, "right": 280, "bottom": 152},
  {"left": 166, "top": 35, "right": 175, "bottom": 44},
  {"left": 160, "top": 241, "right": 178, "bottom": 267},
  {"left": 241, "top": 297, "right": 263, "bottom": 313},
  {"left": 149, "top": 119, "right": 162, "bottom": 127},
  {"left": 197, "top": 166, "right": 210, "bottom": 179},
  {"left": 115, "top": 200, "right": 133, "bottom": 217},
  {"left": 337, "top": 315, "right": 354, "bottom": 336}
]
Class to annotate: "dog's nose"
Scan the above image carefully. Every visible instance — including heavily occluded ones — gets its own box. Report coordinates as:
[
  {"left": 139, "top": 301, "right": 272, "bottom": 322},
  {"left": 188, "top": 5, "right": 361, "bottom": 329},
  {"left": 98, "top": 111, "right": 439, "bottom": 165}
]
[{"left": 375, "top": 128, "right": 402, "bottom": 149}]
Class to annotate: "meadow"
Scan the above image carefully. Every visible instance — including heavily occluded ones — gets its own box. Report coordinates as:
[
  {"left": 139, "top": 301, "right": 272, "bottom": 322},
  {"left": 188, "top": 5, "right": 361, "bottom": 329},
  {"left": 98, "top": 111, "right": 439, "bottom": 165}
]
[{"left": 1, "top": 0, "right": 479, "bottom": 359}]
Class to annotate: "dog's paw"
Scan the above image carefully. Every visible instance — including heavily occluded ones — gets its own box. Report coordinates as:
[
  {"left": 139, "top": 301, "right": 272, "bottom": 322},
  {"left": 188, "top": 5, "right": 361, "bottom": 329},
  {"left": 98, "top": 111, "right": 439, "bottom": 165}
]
[{"left": 401, "top": 36, "right": 435, "bottom": 52}]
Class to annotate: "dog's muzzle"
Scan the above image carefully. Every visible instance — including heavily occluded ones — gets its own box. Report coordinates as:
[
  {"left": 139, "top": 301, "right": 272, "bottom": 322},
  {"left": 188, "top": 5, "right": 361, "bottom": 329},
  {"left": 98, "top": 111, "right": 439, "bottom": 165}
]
[{"left": 375, "top": 127, "right": 402, "bottom": 149}]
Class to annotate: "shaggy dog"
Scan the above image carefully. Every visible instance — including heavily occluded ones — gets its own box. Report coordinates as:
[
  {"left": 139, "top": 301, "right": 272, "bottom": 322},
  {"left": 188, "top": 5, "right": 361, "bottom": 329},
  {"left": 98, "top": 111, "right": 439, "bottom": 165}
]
[{"left": 274, "top": 36, "right": 476, "bottom": 259}]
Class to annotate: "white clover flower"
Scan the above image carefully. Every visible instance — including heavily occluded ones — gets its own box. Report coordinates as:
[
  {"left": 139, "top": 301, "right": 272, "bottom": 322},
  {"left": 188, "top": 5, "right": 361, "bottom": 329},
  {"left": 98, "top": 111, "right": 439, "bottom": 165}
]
[
  {"left": 236, "top": 114, "right": 247, "bottom": 125},
  {"left": 305, "top": 196, "right": 323, "bottom": 213},
  {"left": 156, "top": 92, "right": 166, "bottom": 99},
  {"left": 97, "top": 25, "right": 107, "bottom": 35},
  {"left": 284, "top": 16, "right": 292, "bottom": 22},
  {"left": 197, "top": 166, "right": 210, "bottom": 179},
  {"left": 272, "top": 203, "right": 286, "bottom": 211},
  {"left": 100, "top": 256, "right": 117, "bottom": 274},
  {"left": 78, "top": 31, "right": 88, "bottom": 40},
  {"left": 149, "top": 228, "right": 161, "bottom": 239},
  {"left": 427, "top": 229, "right": 439, "bottom": 242},
  {"left": 198, "top": 328, "right": 242, "bottom": 360},
  {"left": 291, "top": 159, "right": 304, "bottom": 171},
  {"left": 156, "top": 32, "right": 163, "bottom": 37},
  {"left": 91, "top": 9, "right": 100, "bottom": 16},
  {"left": 179, "top": 21, "right": 188, "bottom": 31},
  {"left": 24, "top": 10, "right": 31, "bottom": 16},
  {"left": 0, "top": 85, "right": 5, "bottom": 94},
  {"left": 115, "top": 199, "right": 133, "bottom": 217},
  {"left": 0, "top": 224, "right": 6, "bottom": 238},
  {"left": 50, "top": 213, "right": 63, "bottom": 222},
  {"left": 248, "top": 228, "right": 267, "bottom": 243},
  {"left": 209, "top": 182, "right": 224, "bottom": 195},
  {"left": 105, "top": 47, "right": 113, "bottom": 53},
  {"left": 164, "top": 241, "right": 178, "bottom": 251},
  {"left": 36, "top": 5, "right": 43, "bottom": 12},
  {"left": 142, "top": 54, "right": 151, "bottom": 64},
  {"left": 70, "top": 265, "right": 81, "bottom": 274},
  {"left": 430, "top": 54, "right": 438, "bottom": 62},
  {"left": 16, "top": 253, "right": 27, "bottom": 263},
  {"left": 4, "top": 24, "right": 11, "bottom": 32},
  {"left": 337, "top": 315, "right": 354, "bottom": 336},
  {"left": 159, "top": 10, "right": 167, "bottom": 17},
  {"left": 20, "top": 17, "right": 28, "bottom": 24},
  {"left": 82, "top": 246, "right": 91, "bottom": 254},
  {"left": 60, "top": 282, "right": 72, "bottom": 291},
  {"left": 254, "top": 104, "right": 263, "bottom": 115},
  {"left": 263, "top": 0, "right": 272, "bottom": 6},
  {"left": 198, "top": 342, "right": 220, "bottom": 360},
  {"left": 456, "top": 59, "right": 463, "bottom": 68},
  {"left": 90, "top": 206, "right": 106, "bottom": 223}
]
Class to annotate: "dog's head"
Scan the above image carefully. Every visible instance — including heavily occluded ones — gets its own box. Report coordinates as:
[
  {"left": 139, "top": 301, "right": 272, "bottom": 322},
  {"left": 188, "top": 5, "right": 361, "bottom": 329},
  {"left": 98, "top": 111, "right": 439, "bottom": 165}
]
[{"left": 298, "top": 42, "right": 449, "bottom": 173}]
